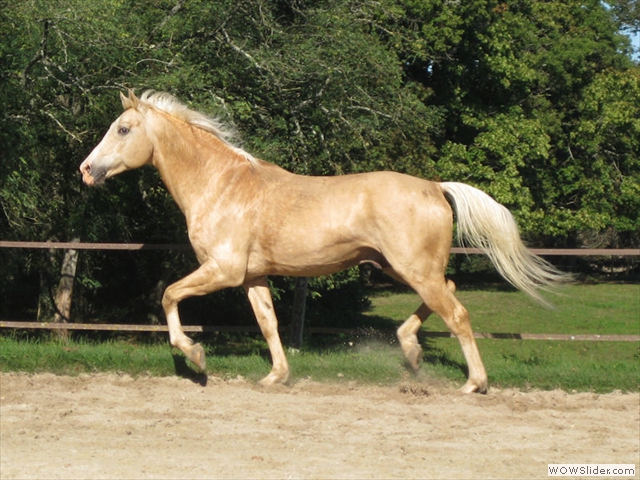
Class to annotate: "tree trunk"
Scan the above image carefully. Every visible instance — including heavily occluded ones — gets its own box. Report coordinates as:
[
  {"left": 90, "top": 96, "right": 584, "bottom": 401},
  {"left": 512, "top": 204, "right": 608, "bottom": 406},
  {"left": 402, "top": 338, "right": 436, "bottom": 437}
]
[
  {"left": 53, "top": 241, "right": 79, "bottom": 340},
  {"left": 289, "top": 277, "right": 309, "bottom": 350}
]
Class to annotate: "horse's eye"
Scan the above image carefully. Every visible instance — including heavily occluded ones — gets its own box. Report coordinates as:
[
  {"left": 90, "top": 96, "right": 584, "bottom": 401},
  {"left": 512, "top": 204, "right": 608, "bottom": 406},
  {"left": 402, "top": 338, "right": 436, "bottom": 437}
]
[{"left": 118, "top": 126, "right": 130, "bottom": 135}]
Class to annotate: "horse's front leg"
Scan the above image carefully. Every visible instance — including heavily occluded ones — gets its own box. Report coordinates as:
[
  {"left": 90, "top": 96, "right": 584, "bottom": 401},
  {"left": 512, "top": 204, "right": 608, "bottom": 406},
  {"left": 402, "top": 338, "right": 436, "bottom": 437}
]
[
  {"left": 162, "top": 259, "right": 234, "bottom": 371},
  {"left": 244, "top": 277, "right": 290, "bottom": 386}
]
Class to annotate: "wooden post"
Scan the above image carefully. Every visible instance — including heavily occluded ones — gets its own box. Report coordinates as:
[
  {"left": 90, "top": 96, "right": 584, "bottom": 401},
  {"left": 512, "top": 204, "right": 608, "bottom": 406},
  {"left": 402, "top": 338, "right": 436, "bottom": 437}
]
[
  {"left": 289, "top": 277, "right": 309, "bottom": 350},
  {"left": 53, "top": 240, "right": 79, "bottom": 340}
]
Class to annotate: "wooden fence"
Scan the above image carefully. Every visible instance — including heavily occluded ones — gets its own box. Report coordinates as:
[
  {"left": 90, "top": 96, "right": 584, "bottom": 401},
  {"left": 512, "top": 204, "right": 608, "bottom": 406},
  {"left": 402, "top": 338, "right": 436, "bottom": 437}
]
[
  {"left": 1, "top": 241, "right": 638, "bottom": 342},
  {"left": 1, "top": 320, "right": 638, "bottom": 342},
  {"left": 2, "top": 240, "right": 639, "bottom": 256}
]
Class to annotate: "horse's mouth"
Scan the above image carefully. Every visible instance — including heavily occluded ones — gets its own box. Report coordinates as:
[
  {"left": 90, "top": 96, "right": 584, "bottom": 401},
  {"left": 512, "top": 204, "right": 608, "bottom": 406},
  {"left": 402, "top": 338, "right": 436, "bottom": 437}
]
[
  {"left": 91, "top": 170, "right": 107, "bottom": 185},
  {"left": 81, "top": 166, "right": 107, "bottom": 186}
]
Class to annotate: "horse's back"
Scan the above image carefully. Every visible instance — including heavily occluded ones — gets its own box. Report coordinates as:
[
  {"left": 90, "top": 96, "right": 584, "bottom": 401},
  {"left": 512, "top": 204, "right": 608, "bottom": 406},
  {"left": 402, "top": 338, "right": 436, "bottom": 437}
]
[{"left": 264, "top": 169, "right": 450, "bottom": 230}]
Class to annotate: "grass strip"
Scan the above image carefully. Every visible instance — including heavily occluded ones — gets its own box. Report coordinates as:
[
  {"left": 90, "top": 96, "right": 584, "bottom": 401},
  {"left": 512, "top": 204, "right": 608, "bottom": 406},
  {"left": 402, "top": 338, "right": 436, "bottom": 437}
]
[{"left": 1, "top": 284, "right": 638, "bottom": 392}]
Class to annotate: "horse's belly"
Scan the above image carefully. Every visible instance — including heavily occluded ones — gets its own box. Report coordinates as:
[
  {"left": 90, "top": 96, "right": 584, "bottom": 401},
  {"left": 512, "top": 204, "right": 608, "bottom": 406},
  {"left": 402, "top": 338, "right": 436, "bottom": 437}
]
[{"left": 247, "top": 243, "right": 384, "bottom": 278}]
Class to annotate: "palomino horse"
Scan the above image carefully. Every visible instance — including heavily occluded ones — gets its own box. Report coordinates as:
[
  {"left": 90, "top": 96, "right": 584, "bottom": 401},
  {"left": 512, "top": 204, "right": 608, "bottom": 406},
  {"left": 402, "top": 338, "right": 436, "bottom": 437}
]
[{"left": 80, "top": 90, "right": 568, "bottom": 393}]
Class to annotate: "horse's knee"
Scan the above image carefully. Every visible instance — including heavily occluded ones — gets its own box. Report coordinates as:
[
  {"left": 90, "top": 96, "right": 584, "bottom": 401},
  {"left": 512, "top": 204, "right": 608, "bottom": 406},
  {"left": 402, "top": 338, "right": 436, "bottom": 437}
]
[{"left": 161, "top": 285, "right": 179, "bottom": 311}]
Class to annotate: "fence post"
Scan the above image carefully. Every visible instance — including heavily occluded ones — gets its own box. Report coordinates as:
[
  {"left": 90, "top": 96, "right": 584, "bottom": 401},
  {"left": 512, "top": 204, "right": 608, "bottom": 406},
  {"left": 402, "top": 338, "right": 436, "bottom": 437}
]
[
  {"left": 289, "top": 277, "right": 309, "bottom": 349},
  {"left": 53, "top": 240, "right": 79, "bottom": 340}
]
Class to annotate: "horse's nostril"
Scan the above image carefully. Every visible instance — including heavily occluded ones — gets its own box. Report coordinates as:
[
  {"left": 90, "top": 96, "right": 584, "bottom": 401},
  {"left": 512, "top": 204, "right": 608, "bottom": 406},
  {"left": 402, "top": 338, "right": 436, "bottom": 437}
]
[{"left": 80, "top": 161, "right": 95, "bottom": 185}]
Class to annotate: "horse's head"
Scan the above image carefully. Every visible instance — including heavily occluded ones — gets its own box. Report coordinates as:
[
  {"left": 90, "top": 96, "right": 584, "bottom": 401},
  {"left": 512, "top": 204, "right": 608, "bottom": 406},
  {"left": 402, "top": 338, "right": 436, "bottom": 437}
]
[{"left": 80, "top": 90, "right": 154, "bottom": 186}]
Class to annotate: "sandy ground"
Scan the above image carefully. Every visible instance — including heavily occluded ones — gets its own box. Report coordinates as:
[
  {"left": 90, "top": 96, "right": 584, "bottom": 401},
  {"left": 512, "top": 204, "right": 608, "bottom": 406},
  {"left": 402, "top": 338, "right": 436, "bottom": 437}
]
[{"left": 1, "top": 373, "right": 638, "bottom": 480}]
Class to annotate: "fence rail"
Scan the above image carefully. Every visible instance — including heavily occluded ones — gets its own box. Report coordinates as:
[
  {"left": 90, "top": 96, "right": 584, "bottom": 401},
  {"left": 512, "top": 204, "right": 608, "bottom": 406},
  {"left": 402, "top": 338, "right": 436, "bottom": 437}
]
[
  {"left": 1, "top": 241, "right": 638, "bottom": 341},
  {"left": 1, "top": 241, "right": 639, "bottom": 256},
  {"left": 0, "top": 241, "right": 191, "bottom": 251},
  {"left": 1, "top": 321, "right": 638, "bottom": 342}
]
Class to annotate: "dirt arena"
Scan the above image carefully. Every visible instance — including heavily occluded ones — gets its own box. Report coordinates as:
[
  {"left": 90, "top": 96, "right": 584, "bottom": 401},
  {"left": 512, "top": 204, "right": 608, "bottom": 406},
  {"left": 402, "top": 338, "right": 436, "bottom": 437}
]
[{"left": 1, "top": 373, "right": 638, "bottom": 479}]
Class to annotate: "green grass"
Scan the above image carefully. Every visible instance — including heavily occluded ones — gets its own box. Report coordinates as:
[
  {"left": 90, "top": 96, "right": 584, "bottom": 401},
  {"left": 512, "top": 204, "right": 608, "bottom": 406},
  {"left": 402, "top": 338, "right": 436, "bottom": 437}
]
[
  {"left": 0, "top": 337, "right": 176, "bottom": 376},
  {"left": 1, "top": 284, "right": 638, "bottom": 392},
  {"left": 366, "top": 284, "right": 639, "bottom": 334},
  {"left": 0, "top": 335, "right": 406, "bottom": 384},
  {"left": 363, "top": 284, "right": 640, "bottom": 392},
  {"left": 419, "top": 339, "right": 638, "bottom": 392}
]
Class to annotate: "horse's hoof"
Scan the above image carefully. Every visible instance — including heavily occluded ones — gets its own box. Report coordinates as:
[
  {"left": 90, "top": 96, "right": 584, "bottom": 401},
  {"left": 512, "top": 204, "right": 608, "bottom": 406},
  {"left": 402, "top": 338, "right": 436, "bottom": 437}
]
[
  {"left": 406, "top": 345, "right": 423, "bottom": 372},
  {"left": 187, "top": 343, "right": 206, "bottom": 371},
  {"left": 258, "top": 371, "right": 289, "bottom": 387},
  {"left": 459, "top": 380, "right": 488, "bottom": 394}
]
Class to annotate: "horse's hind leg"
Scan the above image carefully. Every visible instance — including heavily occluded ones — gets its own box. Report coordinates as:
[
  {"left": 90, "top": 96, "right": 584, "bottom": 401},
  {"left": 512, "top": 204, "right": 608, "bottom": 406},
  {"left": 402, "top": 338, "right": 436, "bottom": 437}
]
[
  {"left": 397, "top": 303, "right": 430, "bottom": 372},
  {"left": 409, "top": 278, "right": 488, "bottom": 393},
  {"left": 397, "top": 280, "right": 456, "bottom": 372},
  {"left": 244, "top": 277, "right": 289, "bottom": 386}
]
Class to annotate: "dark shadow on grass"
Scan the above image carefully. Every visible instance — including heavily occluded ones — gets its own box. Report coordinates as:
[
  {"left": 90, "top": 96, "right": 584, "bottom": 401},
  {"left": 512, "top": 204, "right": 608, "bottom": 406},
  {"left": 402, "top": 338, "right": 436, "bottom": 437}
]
[
  {"left": 172, "top": 353, "right": 208, "bottom": 386},
  {"left": 421, "top": 337, "right": 469, "bottom": 378},
  {"left": 300, "top": 313, "right": 399, "bottom": 353}
]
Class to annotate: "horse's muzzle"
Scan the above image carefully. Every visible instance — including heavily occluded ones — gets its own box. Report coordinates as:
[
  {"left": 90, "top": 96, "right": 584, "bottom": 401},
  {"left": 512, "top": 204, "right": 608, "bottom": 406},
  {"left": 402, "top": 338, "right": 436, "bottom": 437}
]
[
  {"left": 80, "top": 161, "right": 93, "bottom": 185},
  {"left": 79, "top": 161, "right": 106, "bottom": 186}
]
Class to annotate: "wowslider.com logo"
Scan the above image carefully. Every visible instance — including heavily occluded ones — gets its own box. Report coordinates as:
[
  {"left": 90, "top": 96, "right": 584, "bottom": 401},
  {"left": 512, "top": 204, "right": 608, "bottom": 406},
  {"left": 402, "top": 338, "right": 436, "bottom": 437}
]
[{"left": 548, "top": 464, "right": 636, "bottom": 477}]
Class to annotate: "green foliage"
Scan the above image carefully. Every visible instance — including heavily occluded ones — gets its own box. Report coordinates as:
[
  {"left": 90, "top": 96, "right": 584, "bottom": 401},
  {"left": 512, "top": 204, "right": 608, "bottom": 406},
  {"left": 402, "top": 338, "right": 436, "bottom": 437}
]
[
  {"left": 377, "top": 0, "right": 638, "bottom": 242},
  {"left": 568, "top": 69, "right": 640, "bottom": 240}
]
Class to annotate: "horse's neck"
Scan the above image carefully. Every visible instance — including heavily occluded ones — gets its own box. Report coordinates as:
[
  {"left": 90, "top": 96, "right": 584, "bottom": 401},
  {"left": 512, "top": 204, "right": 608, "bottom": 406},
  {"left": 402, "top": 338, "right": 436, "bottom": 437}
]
[{"left": 149, "top": 113, "right": 251, "bottom": 216}]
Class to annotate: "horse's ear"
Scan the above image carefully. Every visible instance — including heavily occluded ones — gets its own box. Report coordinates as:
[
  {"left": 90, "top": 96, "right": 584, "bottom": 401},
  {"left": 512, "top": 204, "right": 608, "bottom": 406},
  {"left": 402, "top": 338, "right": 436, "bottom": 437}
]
[{"left": 120, "top": 89, "right": 138, "bottom": 110}]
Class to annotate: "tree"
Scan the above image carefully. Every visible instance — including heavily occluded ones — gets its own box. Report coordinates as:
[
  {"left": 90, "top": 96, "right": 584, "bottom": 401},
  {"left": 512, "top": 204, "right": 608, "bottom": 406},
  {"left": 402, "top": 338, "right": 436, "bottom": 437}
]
[
  {"left": 2, "top": 0, "right": 439, "bottom": 325},
  {"left": 373, "top": 0, "right": 638, "bottom": 245},
  {"left": 0, "top": 0, "right": 194, "bottom": 322},
  {"left": 608, "top": 0, "right": 640, "bottom": 35},
  {"left": 568, "top": 68, "right": 640, "bottom": 246}
]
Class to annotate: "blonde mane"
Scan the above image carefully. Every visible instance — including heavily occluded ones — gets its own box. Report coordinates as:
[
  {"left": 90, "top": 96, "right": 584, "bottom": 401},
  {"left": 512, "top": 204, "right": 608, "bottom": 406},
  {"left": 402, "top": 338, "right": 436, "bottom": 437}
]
[{"left": 136, "top": 90, "right": 257, "bottom": 164}]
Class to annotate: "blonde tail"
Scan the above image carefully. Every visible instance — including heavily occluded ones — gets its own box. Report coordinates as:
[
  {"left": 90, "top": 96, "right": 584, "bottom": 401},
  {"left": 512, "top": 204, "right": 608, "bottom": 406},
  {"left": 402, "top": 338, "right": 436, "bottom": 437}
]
[{"left": 440, "top": 182, "right": 570, "bottom": 305}]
